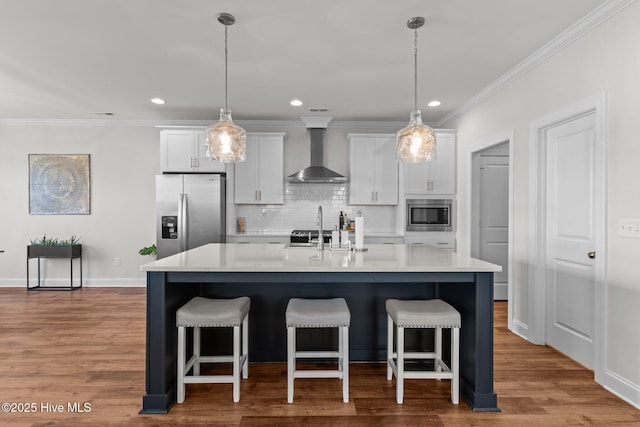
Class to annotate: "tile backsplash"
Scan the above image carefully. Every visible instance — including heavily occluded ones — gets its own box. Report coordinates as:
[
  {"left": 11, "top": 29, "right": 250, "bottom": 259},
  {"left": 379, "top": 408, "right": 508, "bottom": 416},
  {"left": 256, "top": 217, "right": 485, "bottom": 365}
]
[{"left": 235, "top": 183, "right": 397, "bottom": 233}]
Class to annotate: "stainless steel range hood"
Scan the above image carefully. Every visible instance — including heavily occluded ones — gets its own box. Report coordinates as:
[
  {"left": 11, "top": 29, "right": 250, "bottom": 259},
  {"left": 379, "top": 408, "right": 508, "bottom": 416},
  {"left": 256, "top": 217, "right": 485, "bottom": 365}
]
[{"left": 288, "top": 117, "right": 347, "bottom": 183}]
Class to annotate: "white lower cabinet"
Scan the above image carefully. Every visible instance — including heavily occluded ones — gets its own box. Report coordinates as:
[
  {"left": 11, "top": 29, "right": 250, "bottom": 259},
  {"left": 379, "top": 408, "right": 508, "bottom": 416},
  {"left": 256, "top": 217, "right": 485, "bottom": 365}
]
[
  {"left": 227, "top": 235, "right": 289, "bottom": 244},
  {"left": 364, "top": 236, "right": 404, "bottom": 244},
  {"left": 404, "top": 236, "right": 456, "bottom": 250}
]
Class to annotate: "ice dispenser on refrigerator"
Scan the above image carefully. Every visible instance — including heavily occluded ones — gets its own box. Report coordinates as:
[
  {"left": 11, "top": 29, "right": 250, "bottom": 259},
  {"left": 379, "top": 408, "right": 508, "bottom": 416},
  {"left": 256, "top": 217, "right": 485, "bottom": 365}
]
[{"left": 156, "top": 174, "right": 226, "bottom": 259}]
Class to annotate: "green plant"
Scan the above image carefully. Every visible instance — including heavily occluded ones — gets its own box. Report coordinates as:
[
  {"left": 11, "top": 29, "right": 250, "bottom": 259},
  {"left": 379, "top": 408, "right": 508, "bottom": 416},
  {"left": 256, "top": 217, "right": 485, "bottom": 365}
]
[
  {"left": 30, "top": 234, "right": 81, "bottom": 246},
  {"left": 138, "top": 244, "right": 157, "bottom": 256}
]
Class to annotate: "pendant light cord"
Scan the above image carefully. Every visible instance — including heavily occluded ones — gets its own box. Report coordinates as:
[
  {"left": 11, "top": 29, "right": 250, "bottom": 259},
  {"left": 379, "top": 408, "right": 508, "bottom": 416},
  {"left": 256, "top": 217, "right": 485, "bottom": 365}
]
[
  {"left": 413, "top": 26, "right": 418, "bottom": 112},
  {"left": 224, "top": 23, "right": 229, "bottom": 111}
]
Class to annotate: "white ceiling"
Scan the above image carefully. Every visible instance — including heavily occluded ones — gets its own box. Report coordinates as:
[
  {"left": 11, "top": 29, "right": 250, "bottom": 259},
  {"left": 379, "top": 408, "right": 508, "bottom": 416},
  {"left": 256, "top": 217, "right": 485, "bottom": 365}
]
[{"left": 0, "top": 0, "right": 608, "bottom": 125}]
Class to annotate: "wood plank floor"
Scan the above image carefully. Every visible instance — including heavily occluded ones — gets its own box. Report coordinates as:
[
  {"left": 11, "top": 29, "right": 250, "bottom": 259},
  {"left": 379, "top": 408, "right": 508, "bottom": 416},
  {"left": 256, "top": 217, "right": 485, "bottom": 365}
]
[{"left": 0, "top": 288, "right": 638, "bottom": 426}]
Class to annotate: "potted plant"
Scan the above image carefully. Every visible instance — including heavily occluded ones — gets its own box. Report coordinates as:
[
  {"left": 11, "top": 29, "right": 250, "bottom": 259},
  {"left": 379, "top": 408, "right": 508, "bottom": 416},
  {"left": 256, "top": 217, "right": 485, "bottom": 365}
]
[
  {"left": 28, "top": 235, "right": 82, "bottom": 259},
  {"left": 138, "top": 244, "right": 157, "bottom": 259}
]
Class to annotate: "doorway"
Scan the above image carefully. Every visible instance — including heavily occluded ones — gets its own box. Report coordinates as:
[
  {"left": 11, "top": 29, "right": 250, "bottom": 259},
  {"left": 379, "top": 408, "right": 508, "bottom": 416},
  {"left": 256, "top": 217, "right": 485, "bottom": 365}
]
[
  {"left": 471, "top": 142, "right": 509, "bottom": 299},
  {"left": 529, "top": 94, "right": 606, "bottom": 380},
  {"left": 467, "top": 131, "right": 514, "bottom": 327}
]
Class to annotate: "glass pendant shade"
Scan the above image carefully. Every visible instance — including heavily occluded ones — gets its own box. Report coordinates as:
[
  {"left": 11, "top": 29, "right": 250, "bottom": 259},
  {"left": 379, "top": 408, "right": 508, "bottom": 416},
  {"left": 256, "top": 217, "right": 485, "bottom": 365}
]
[
  {"left": 396, "top": 109, "right": 436, "bottom": 163},
  {"left": 206, "top": 108, "right": 246, "bottom": 163}
]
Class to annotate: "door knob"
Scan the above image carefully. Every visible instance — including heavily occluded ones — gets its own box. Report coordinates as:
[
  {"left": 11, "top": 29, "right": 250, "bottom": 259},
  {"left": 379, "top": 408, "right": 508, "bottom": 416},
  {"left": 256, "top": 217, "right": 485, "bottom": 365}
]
[{"left": 588, "top": 251, "right": 596, "bottom": 259}]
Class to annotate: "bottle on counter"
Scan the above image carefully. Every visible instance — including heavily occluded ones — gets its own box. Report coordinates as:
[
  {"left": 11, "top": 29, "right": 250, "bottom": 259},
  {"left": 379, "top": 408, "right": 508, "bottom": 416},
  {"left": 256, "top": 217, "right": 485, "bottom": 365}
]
[{"left": 339, "top": 211, "right": 344, "bottom": 230}]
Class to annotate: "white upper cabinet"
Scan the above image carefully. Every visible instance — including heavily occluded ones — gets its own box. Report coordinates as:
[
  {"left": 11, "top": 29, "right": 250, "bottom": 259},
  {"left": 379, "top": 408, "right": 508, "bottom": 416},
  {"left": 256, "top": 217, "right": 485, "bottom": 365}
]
[
  {"left": 348, "top": 134, "right": 398, "bottom": 205},
  {"left": 160, "top": 129, "right": 226, "bottom": 173},
  {"left": 403, "top": 132, "right": 456, "bottom": 195},
  {"left": 234, "top": 133, "right": 285, "bottom": 205}
]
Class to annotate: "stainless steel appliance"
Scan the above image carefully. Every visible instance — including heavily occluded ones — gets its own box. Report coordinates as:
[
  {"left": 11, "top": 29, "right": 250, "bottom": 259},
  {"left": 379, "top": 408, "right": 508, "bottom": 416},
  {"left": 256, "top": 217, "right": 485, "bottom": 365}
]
[
  {"left": 406, "top": 198, "right": 453, "bottom": 232},
  {"left": 156, "top": 174, "right": 226, "bottom": 259},
  {"left": 290, "top": 230, "right": 332, "bottom": 247}
]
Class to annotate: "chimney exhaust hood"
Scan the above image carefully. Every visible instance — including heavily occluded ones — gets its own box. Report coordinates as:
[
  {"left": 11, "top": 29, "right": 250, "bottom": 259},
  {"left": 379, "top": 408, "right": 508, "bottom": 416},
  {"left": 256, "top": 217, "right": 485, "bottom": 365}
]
[{"left": 287, "top": 117, "right": 347, "bottom": 183}]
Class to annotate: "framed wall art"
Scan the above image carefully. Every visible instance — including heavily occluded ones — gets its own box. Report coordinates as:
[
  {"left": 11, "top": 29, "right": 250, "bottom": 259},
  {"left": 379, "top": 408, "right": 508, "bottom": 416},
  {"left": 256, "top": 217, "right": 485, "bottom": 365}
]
[{"left": 29, "top": 154, "right": 91, "bottom": 215}]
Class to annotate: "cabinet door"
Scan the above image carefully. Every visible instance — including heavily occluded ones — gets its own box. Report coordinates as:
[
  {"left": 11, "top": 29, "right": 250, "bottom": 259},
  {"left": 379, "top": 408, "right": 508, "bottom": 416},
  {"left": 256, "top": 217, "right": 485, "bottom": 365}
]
[
  {"left": 256, "top": 135, "right": 284, "bottom": 204},
  {"left": 430, "top": 134, "right": 455, "bottom": 194},
  {"left": 404, "top": 132, "right": 456, "bottom": 194},
  {"left": 349, "top": 137, "right": 376, "bottom": 204},
  {"left": 160, "top": 130, "right": 196, "bottom": 172},
  {"left": 234, "top": 136, "right": 260, "bottom": 204},
  {"left": 234, "top": 133, "right": 284, "bottom": 205},
  {"left": 194, "top": 130, "right": 226, "bottom": 173},
  {"left": 373, "top": 136, "right": 398, "bottom": 205}
]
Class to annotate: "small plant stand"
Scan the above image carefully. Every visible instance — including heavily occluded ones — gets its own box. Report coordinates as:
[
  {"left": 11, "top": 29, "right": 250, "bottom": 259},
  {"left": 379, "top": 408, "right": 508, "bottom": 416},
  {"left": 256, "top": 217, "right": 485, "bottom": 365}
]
[{"left": 27, "top": 244, "right": 82, "bottom": 291}]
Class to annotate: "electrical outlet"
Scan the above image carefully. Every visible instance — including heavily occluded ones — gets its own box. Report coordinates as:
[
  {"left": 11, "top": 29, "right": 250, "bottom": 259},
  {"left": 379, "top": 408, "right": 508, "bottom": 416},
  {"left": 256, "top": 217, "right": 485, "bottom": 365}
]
[
  {"left": 114, "top": 257, "right": 121, "bottom": 266},
  {"left": 618, "top": 218, "right": 640, "bottom": 238}
]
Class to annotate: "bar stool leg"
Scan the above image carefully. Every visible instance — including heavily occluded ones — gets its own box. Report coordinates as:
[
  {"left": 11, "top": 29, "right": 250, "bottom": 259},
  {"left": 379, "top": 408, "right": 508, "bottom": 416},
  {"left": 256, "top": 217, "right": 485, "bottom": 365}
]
[
  {"left": 397, "top": 325, "right": 405, "bottom": 404},
  {"left": 342, "top": 325, "right": 349, "bottom": 403},
  {"left": 386, "top": 314, "right": 393, "bottom": 381},
  {"left": 193, "top": 326, "right": 201, "bottom": 376},
  {"left": 435, "top": 327, "right": 442, "bottom": 374},
  {"left": 177, "top": 326, "right": 186, "bottom": 404},
  {"left": 242, "top": 314, "right": 249, "bottom": 379},
  {"left": 452, "top": 327, "right": 460, "bottom": 404},
  {"left": 233, "top": 325, "right": 241, "bottom": 403},
  {"left": 287, "top": 326, "right": 295, "bottom": 403}
]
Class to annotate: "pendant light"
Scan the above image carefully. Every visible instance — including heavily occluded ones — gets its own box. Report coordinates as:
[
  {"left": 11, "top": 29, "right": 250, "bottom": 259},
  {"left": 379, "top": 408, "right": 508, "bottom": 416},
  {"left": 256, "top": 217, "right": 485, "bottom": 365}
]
[
  {"left": 206, "top": 12, "right": 246, "bottom": 163},
  {"left": 396, "top": 17, "right": 436, "bottom": 163}
]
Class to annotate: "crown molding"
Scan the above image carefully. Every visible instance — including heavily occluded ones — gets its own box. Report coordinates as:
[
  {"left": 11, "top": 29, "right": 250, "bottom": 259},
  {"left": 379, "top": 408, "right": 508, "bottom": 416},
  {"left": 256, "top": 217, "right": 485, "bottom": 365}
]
[{"left": 437, "top": 0, "right": 635, "bottom": 126}]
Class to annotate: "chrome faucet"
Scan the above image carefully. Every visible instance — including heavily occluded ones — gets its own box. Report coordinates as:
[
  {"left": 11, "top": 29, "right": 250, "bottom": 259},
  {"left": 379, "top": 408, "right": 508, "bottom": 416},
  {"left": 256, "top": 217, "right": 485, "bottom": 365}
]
[{"left": 317, "top": 205, "right": 324, "bottom": 250}]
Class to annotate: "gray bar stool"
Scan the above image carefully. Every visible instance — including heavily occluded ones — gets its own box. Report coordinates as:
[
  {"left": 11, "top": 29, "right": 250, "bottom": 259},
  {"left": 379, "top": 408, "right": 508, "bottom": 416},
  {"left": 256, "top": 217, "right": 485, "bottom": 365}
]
[
  {"left": 176, "top": 296, "right": 250, "bottom": 403},
  {"left": 386, "top": 298, "right": 461, "bottom": 404},
  {"left": 285, "top": 298, "right": 350, "bottom": 403}
]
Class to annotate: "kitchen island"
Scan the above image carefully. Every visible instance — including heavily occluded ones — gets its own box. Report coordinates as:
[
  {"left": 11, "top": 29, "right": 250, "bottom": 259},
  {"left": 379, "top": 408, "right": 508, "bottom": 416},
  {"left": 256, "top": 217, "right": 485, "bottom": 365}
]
[{"left": 140, "top": 243, "right": 501, "bottom": 413}]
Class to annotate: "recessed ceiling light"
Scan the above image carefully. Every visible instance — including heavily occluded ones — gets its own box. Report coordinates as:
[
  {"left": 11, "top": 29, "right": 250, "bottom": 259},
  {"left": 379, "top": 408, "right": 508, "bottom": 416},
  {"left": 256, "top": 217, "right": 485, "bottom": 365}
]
[
  {"left": 290, "top": 99, "right": 303, "bottom": 107},
  {"left": 427, "top": 100, "right": 441, "bottom": 107},
  {"left": 151, "top": 98, "right": 166, "bottom": 105}
]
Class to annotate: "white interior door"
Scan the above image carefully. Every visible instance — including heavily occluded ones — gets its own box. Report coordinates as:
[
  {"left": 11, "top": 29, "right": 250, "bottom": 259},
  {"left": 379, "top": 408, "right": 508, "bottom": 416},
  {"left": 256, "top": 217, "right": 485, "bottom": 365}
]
[
  {"left": 479, "top": 154, "right": 509, "bottom": 287},
  {"left": 544, "top": 112, "right": 596, "bottom": 369}
]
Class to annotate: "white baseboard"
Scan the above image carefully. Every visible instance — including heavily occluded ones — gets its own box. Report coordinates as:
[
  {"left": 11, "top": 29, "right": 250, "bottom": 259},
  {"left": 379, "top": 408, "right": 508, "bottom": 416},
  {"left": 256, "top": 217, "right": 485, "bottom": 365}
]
[
  {"left": 603, "top": 369, "right": 640, "bottom": 410},
  {"left": 509, "top": 318, "right": 529, "bottom": 341},
  {"left": 0, "top": 278, "right": 146, "bottom": 287},
  {"left": 494, "top": 282, "right": 508, "bottom": 300}
]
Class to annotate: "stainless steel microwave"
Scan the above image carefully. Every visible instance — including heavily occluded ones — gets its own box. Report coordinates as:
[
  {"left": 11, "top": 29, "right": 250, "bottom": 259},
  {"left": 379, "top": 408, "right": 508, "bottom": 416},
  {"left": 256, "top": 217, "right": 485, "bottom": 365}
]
[{"left": 406, "top": 199, "right": 453, "bottom": 231}]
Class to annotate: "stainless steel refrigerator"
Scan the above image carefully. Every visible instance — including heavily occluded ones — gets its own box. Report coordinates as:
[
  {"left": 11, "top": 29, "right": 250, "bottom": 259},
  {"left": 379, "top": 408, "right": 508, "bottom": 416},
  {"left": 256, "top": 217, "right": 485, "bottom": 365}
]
[{"left": 156, "top": 174, "right": 226, "bottom": 259}]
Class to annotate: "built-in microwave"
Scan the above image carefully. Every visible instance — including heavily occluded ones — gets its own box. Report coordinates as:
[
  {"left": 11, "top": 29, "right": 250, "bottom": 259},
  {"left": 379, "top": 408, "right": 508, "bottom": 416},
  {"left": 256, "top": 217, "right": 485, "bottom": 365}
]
[{"left": 406, "top": 199, "right": 453, "bottom": 232}]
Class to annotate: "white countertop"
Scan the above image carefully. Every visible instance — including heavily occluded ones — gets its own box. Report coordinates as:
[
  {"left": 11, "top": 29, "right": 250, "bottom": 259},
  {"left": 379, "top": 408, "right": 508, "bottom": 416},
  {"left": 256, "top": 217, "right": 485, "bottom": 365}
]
[{"left": 141, "top": 243, "right": 501, "bottom": 273}]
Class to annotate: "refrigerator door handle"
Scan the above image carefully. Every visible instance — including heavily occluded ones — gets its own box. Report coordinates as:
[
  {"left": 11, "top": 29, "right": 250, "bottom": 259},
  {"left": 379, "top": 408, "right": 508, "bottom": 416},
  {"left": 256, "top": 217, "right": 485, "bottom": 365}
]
[
  {"left": 183, "top": 193, "right": 189, "bottom": 251},
  {"left": 178, "top": 193, "right": 185, "bottom": 252}
]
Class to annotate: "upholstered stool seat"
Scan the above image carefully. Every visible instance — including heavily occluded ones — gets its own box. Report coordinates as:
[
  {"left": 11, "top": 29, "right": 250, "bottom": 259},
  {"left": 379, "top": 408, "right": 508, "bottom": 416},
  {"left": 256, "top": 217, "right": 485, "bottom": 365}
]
[
  {"left": 176, "top": 296, "right": 250, "bottom": 403},
  {"left": 386, "top": 298, "right": 461, "bottom": 404},
  {"left": 285, "top": 298, "right": 350, "bottom": 403}
]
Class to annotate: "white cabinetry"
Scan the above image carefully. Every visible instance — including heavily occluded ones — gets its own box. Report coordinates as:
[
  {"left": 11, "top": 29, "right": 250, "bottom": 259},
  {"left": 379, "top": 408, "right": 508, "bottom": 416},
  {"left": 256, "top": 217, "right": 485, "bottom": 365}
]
[
  {"left": 348, "top": 134, "right": 398, "bottom": 205},
  {"left": 404, "top": 235, "right": 456, "bottom": 250},
  {"left": 160, "top": 129, "right": 226, "bottom": 173},
  {"left": 364, "top": 236, "right": 404, "bottom": 244},
  {"left": 404, "top": 131, "right": 456, "bottom": 194},
  {"left": 234, "top": 133, "right": 284, "bottom": 204},
  {"left": 227, "top": 235, "right": 289, "bottom": 244}
]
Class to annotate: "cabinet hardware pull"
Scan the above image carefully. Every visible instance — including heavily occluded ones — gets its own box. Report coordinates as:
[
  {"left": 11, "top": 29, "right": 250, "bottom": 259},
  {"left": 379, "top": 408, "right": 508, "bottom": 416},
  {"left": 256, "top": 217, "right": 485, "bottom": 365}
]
[{"left": 588, "top": 251, "right": 596, "bottom": 259}]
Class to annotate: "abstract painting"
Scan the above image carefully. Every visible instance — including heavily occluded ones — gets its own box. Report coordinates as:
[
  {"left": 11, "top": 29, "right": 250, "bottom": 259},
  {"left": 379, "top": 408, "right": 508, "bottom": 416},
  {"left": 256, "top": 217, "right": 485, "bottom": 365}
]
[{"left": 29, "top": 154, "right": 91, "bottom": 215}]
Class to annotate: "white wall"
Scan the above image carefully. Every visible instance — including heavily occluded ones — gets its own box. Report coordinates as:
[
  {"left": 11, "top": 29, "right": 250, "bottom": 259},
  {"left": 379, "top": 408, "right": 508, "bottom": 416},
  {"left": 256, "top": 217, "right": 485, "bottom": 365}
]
[
  {"left": 443, "top": 1, "right": 640, "bottom": 406},
  {"left": 0, "top": 121, "right": 405, "bottom": 286},
  {"left": 0, "top": 125, "right": 159, "bottom": 286}
]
